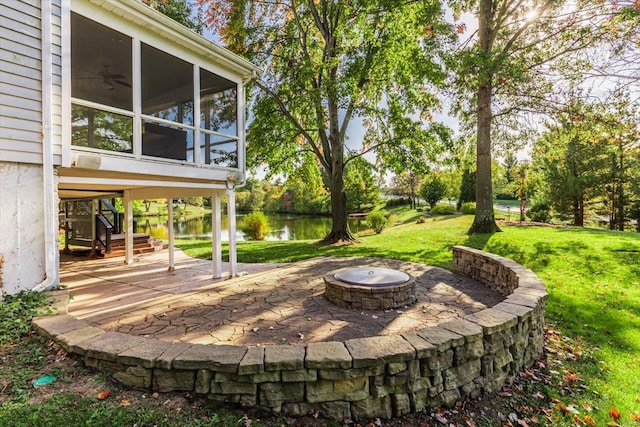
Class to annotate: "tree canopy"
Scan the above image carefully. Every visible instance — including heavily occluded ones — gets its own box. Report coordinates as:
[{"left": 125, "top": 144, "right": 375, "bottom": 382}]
[{"left": 198, "top": 0, "right": 453, "bottom": 242}]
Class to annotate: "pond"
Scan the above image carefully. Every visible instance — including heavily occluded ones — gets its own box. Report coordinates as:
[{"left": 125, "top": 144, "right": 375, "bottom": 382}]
[{"left": 135, "top": 213, "right": 369, "bottom": 241}]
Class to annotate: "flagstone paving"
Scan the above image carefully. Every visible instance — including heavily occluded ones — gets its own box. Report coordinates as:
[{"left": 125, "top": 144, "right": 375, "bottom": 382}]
[{"left": 61, "top": 249, "right": 504, "bottom": 346}]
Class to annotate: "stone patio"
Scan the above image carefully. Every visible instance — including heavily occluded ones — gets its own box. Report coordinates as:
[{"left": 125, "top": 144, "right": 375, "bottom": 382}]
[{"left": 61, "top": 249, "right": 503, "bottom": 346}]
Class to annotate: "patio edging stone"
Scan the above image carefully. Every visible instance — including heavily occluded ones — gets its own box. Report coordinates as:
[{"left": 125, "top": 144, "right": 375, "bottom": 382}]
[{"left": 33, "top": 246, "right": 546, "bottom": 421}]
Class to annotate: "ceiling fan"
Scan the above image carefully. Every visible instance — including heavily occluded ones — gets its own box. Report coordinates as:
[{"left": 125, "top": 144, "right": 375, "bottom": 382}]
[{"left": 97, "top": 65, "right": 131, "bottom": 90}]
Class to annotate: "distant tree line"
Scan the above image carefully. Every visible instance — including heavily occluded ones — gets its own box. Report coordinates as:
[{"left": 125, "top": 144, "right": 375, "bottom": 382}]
[{"left": 237, "top": 156, "right": 380, "bottom": 215}]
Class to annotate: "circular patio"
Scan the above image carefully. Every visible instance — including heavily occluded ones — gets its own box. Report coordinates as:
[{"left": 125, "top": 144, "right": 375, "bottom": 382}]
[{"left": 62, "top": 252, "right": 504, "bottom": 346}]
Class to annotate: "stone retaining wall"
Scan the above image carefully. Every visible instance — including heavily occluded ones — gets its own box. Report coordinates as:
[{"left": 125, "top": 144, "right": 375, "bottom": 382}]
[{"left": 33, "top": 246, "right": 547, "bottom": 421}]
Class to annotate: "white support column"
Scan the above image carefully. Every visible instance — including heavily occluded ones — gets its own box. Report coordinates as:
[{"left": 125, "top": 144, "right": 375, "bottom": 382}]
[
  {"left": 91, "top": 199, "right": 98, "bottom": 255},
  {"left": 123, "top": 190, "right": 134, "bottom": 265},
  {"left": 167, "top": 198, "right": 175, "bottom": 271},
  {"left": 227, "top": 188, "right": 237, "bottom": 277},
  {"left": 212, "top": 190, "right": 222, "bottom": 278}
]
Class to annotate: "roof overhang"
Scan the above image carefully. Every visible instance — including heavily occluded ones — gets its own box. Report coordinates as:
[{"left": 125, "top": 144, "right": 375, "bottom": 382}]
[{"left": 83, "top": 0, "right": 261, "bottom": 83}]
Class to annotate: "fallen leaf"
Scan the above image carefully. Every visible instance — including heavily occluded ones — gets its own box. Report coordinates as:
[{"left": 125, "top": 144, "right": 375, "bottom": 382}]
[
  {"left": 565, "top": 372, "right": 580, "bottom": 382},
  {"left": 434, "top": 413, "right": 448, "bottom": 424},
  {"left": 582, "top": 403, "right": 593, "bottom": 412},
  {"left": 606, "top": 422, "right": 620, "bottom": 427},
  {"left": 610, "top": 407, "right": 621, "bottom": 421},
  {"left": 97, "top": 390, "right": 111, "bottom": 400},
  {"left": 631, "top": 414, "right": 640, "bottom": 422},
  {"left": 120, "top": 399, "right": 131, "bottom": 407},
  {"left": 583, "top": 415, "right": 596, "bottom": 426}
]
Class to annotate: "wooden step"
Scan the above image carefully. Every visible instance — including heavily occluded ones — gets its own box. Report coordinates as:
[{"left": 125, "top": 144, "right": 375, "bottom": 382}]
[{"left": 97, "top": 234, "right": 167, "bottom": 258}]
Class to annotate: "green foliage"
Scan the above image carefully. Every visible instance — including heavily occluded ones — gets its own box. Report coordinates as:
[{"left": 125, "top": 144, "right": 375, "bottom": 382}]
[
  {"left": 495, "top": 193, "right": 517, "bottom": 200},
  {"left": 285, "top": 154, "right": 329, "bottom": 215},
  {"left": 142, "top": 0, "right": 204, "bottom": 33},
  {"left": 344, "top": 158, "right": 380, "bottom": 212},
  {"left": 366, "top": 212, "right": 388, "bottom": 234},
  {"left": 390, "top": 173, "right": 423, "bottom": 209},
  {"left": 526, "top": 198, "right": 552, "bottom": 223},
  {"left": 461, "top": 202, "right": 476, "bottom": 215},
  {"left": 419, "top": 175, "right": 447, "bottom": 209},
  {"left": 240, "top": 212, "right": 269, "bottom": 240},
  {"left": 430, "top": 203, "right": 456, "bottom": 215},
  {"left": 385, "top": 197, "right": 412, "bottom": 208},
  {"left": 530, "top": 98, "right": 639, "bottom": 227},
  {"left": 205, "top": 0, "right": 453, "bottom": 240},
  {"left": 457, "top": 169, "right": 476, "bottom": 210},
  {"left": 0, "top": 292, "right": 51, "bottom": 345}
]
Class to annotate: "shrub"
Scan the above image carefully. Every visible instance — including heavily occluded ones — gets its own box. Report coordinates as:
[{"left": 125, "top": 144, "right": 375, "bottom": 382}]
[
  {"left": 527, "top": 199, "right": 551, "bottom": 223},
  {"left": 461, "top": 202, "right": 476, "bottom": 214},
  {"left": 495, "top": 192, "right": 517, "bottom": 200},
  {"left": 419, "top": 176, "right": 447, "bottom": 209},
  {"left": 240, "top": 212, "right": 270, "bottom": 240},
  {"left": 430, "top": 203, "right": 456, "bottom": 215},
  {"left": 385, "top": 197, "right": 411, "bottom": 207},
  {"left": 367, "top": 212, "right": 388, "bottom": 234}
]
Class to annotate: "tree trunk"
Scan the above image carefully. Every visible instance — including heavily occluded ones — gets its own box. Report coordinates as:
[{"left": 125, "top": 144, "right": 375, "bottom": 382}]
[
  {"left": 320, "top": 138, "right": 354, "bottom": 244},
  {"left": 617, "top": 152, "right": 625, "bottom": 231},
  {"left": 468, "top": 0, "right": 500, "bottom": 235},
  {"left": 573, "top": 199, "right": 584, "bottom": 226}
]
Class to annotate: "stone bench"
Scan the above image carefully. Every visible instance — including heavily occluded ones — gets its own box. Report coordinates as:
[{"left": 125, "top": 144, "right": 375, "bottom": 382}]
[{"left": 33, "top": 246, "right": 547, "bottom": 421}]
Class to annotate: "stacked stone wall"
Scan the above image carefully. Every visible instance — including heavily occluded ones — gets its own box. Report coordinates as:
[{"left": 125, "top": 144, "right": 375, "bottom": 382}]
[{"left": 34, "top": 246, "right": 547, "bottom": 421}]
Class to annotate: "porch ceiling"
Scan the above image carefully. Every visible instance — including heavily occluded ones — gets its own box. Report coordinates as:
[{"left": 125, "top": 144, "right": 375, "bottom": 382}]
[{"left": 57, "top": 167, "right": 231, "bottom": 200}]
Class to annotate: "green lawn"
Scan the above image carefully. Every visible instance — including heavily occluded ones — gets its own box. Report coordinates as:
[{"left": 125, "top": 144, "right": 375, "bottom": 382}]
[
  {"left": 178, "top": 213, "right": 640, "bottom": 425},
  {"left": 3, "top": 211, "right": 640, "bottom": 426}
]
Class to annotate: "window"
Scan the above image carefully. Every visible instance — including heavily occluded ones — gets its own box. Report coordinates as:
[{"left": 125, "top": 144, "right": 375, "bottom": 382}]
[
  {"left": 200, "top": 69, "right": 238, "bottom": 167},
  {"left": 70, "top": 12, "right": 239, "bottom": 168},
  {"left": 71, "top": 13, "right": 132, "bottom": 110},
  {"left": 71, "top": 105, "right": 133, "bottom": 152}
]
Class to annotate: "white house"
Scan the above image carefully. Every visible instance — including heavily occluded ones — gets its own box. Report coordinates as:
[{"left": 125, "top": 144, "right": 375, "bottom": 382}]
[{"left": 0, "top": 0, "right": 259, "bottom": 297}]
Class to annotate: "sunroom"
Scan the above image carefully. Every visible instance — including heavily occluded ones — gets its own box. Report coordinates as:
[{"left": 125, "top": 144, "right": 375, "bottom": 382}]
[{"left": 57, "top": 0, "right": 258, "bottom": 276}]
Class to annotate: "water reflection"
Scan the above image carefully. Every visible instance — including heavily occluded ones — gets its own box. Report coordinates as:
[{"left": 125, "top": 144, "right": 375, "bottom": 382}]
[{"left": 136, "top": 213, "right": 367, "bottom": 241}]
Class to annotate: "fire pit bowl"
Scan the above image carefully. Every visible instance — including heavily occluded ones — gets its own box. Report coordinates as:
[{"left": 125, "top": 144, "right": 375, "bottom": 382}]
[{"left": 324, "top": 267, "right": 416, "bottom": 310}]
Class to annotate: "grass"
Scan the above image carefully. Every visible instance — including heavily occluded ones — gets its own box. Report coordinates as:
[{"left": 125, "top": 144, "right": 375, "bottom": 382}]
[
  {"left": 178, "top": 211, "right": 640, "bottom": 426},
  {"left": 3, "top": 207, "right": 640, "bottom": 426},
  {"left": 0, "top": 293, "right": 301, "bottom": 427}
]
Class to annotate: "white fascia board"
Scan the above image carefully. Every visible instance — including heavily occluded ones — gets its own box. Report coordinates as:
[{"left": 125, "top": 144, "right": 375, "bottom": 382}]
[
  {"left": 58, "top": 175, "right": 227, "bottom": 191},
  {"left": 70, "top": 150, "right": 236, "bottom": 182},
  {"left": 84, "top": 0, "right": 261, "bottom": 83}
]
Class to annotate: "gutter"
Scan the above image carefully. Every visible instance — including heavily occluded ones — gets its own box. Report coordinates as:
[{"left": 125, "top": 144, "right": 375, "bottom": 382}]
[{"left": 33, "top": 0, "right": 59, "bottom": 292}]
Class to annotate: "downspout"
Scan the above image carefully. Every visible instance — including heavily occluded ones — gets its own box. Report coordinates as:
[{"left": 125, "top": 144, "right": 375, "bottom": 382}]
[{"left": 33, "top": 0, "right": 59, "bottom": 292}]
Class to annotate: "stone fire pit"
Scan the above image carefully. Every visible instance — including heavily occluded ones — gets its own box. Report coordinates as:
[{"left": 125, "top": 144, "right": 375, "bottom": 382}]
[{"left": 324, "top": 267, "right": 416, "bottom": 309}]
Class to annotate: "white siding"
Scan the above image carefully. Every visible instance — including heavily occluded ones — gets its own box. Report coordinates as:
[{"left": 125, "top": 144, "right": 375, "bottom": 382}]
[
  {"left": 0, "top": 0, "right": 62, "bottom": 165},
  {"left": 51, "top": 0, "right": 63, "bottom": 165}
]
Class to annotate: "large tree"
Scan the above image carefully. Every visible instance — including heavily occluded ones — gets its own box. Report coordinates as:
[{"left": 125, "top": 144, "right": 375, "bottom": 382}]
[
  {"left": 199, "top": 0, "right": 452, "bottom": 243},
  {"left": 450, "top": 0, "right": 631, "bottom": 234}
]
